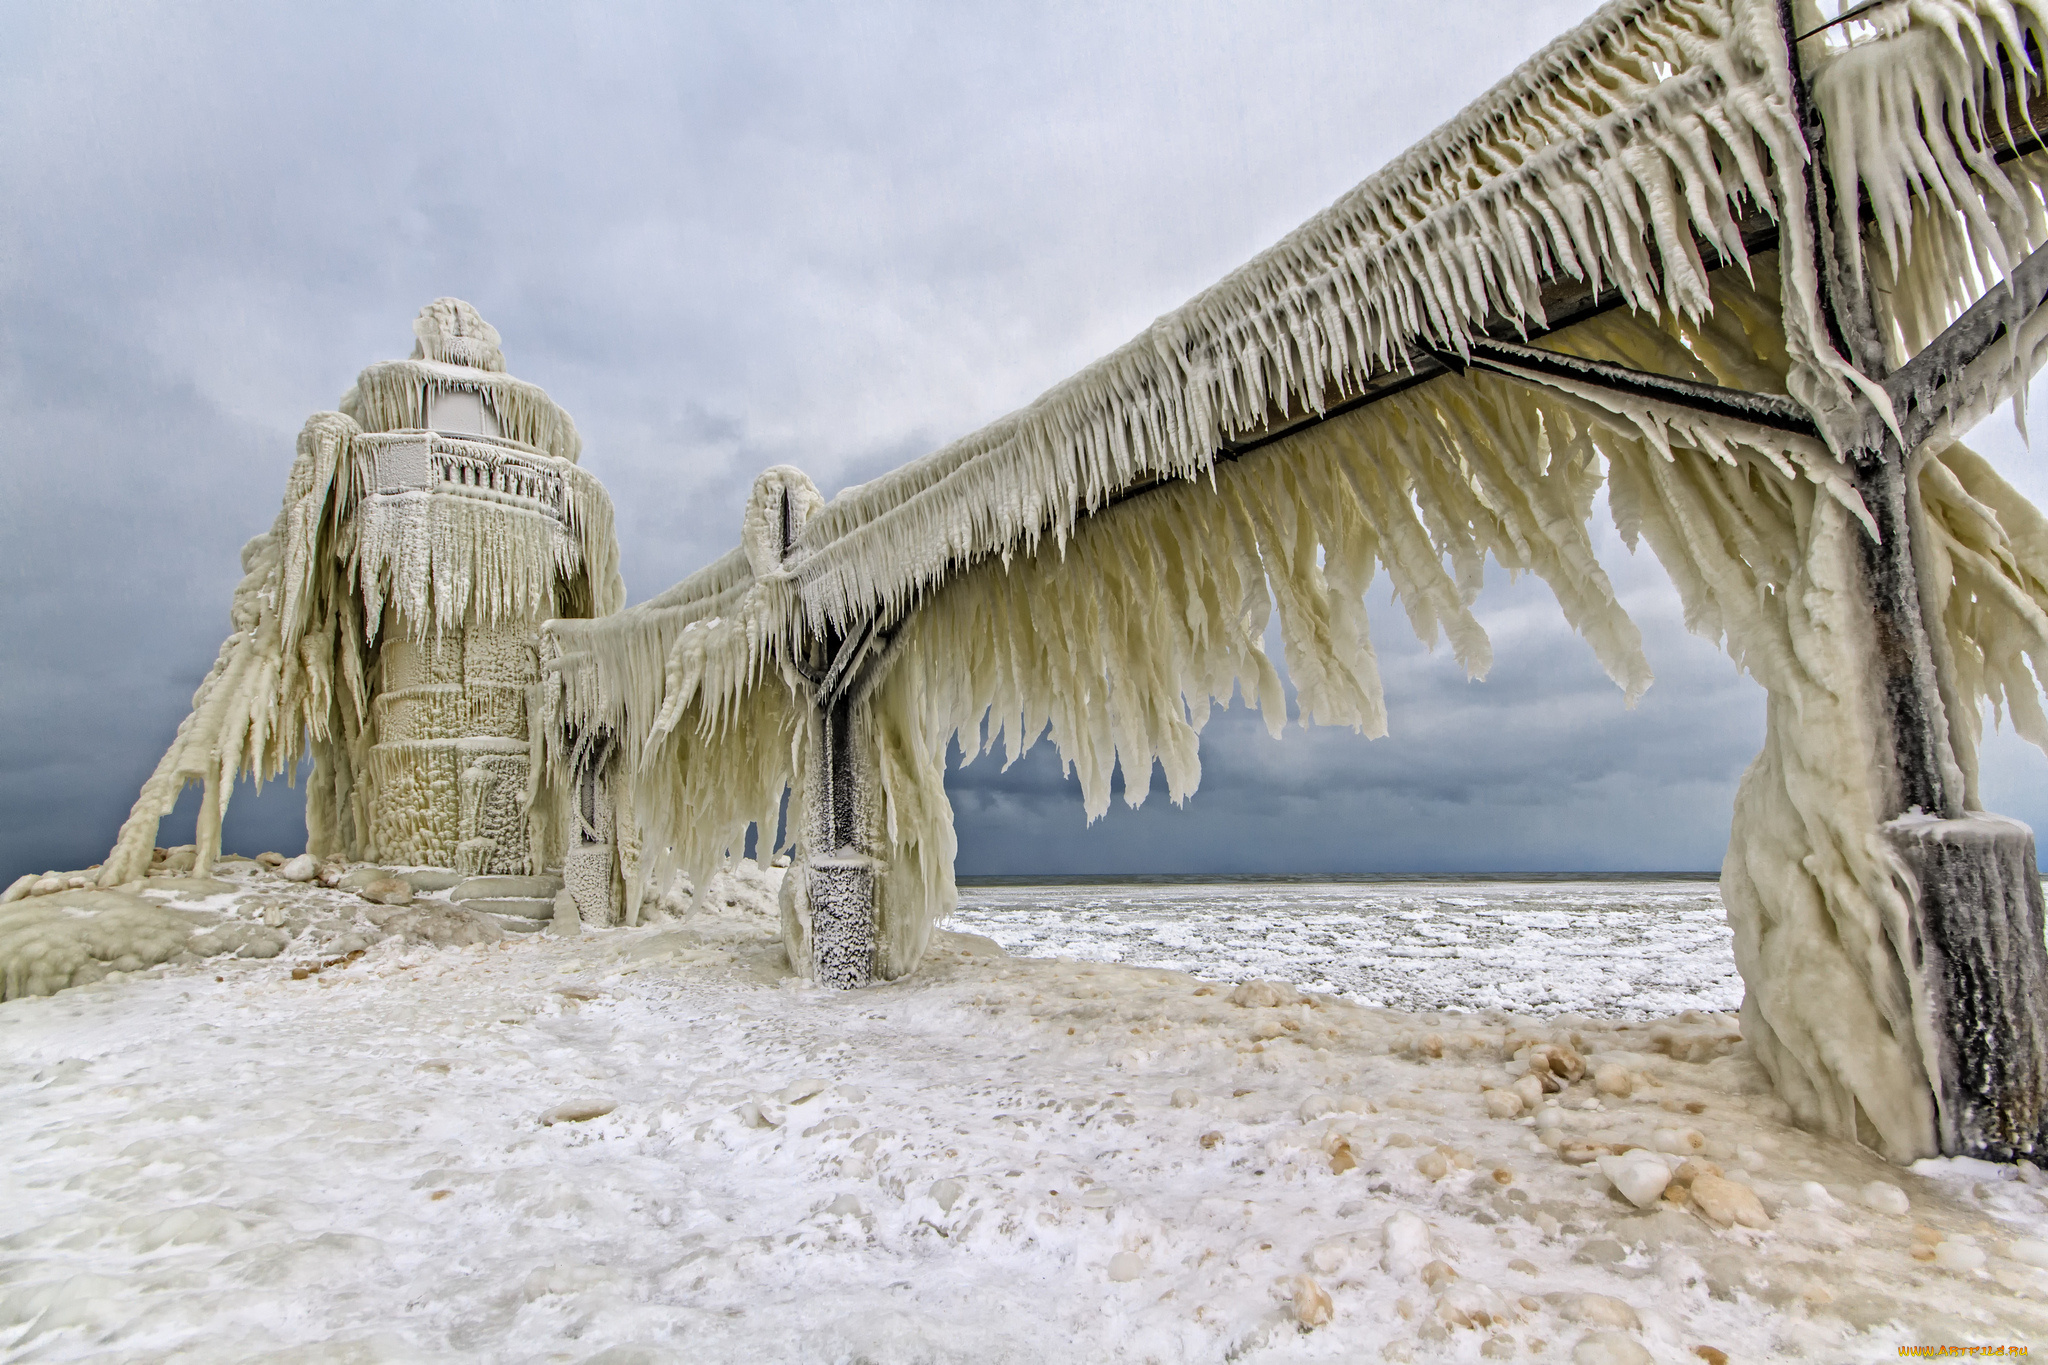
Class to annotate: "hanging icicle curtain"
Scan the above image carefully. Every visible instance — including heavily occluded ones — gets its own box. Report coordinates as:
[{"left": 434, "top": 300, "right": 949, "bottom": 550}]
[
  {"left": 346, "top": 360, "right": 584, "bottom": 465},
  {"left": 544, "top": 0, "right": 2048, "bottom": 1157}
]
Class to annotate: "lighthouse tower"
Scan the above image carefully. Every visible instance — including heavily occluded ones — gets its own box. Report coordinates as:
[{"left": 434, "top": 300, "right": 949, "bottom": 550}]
[
  {"left": 99, "top": 300, "right": 624, "bottom": 897},
  {"left": 339, "top": 300, "right": 614, "bottom": 875}
]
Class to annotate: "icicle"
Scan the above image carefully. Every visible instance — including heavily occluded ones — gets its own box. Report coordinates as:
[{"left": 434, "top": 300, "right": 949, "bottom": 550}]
[
  {"left": 776, "top": 0, "right": 1983, "bottom": 632},
  {"left": 513, "top": 2, "right": 2048, "bottom": 1156},
  {"left": 344, "top": 360, "right": 583, "bottom": 464},
  {"left": 101, "top": 413, "right": 365, "bottom": 883},
  {"left": 104, "top": 392, "right": 622, "bottom": 884}
]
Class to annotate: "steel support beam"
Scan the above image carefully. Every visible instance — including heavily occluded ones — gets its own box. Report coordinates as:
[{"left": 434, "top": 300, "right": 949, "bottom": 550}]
[
  {"left": 1886, "top": 236, "right": 2048, "bottom": 456},
  {"left": 1416, "top": 337, "right": 1821, "bottom": 438},
  {"left": 805, "top": 642, "right": 876, "bottom": 989}
]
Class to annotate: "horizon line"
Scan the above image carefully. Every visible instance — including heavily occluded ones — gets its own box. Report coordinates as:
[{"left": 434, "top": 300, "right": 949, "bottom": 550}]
[{"left": 953, "top": 869, "right": 1724, "bottom": 885}]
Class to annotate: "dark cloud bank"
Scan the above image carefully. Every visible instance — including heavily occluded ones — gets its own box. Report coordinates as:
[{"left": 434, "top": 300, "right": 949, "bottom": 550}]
[{"left": 5, "top": 1, "right": 2046, "bottom": 882}]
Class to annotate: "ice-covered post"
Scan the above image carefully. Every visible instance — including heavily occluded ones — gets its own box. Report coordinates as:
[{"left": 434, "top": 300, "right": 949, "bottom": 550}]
[
  {"left": 742, "top": 466, "right": 878, "bottom": 988},
  {"left": 800, "top": 635, "right": 879, "bottom": 989},
  {"left": 562, "top": 724, "right": 619, "bottom": 926},
  {"left": 1782, "top": 2, "right": 2048, "bottom": 1160}
]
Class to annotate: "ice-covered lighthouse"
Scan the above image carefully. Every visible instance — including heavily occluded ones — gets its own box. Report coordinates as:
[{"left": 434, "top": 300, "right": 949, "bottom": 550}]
[{"left": 99, "top": 300, "right": 625, "bottom": 907}]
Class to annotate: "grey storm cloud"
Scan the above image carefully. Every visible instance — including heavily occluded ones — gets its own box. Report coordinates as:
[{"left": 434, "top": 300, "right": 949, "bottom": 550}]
[{"left": 5, "top": 0, "right": 2048, "bottom": 881}]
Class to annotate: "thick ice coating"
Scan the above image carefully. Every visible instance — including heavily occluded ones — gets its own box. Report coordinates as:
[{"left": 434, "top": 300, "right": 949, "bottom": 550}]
[
  {"left": 100, "top": 302, "right": 624, "bottom": 889},
  {"left": 536, "top": 0, "right": 2048, "bottom": 1164}
]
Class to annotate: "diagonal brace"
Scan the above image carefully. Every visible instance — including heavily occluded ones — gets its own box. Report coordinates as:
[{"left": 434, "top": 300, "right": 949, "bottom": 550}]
[
  {"left": 1417, "top": 337, "right": 1822, "bottom": 438},
  {"left": 815, "top": 616, "right": 879, "bottom": 706},
  {"left": 1418, "top": 232, "right": 2048, "bottom": 461},
  {"left": 1884, "top": 236, "right": 2048, "bottom": 458}
]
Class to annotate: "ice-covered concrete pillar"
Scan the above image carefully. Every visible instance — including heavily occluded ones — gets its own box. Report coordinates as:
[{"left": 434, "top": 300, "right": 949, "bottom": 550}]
[
  {"left": 1884, "top": 816, "right": 2048, "bottom": 1158},
  {"left": 1776, "top": 3, "right": 2048, "bottom": 1160}
]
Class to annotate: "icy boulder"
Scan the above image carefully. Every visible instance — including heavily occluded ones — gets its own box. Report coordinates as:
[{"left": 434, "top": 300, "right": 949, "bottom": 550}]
[
  {"left": 649, "top": 859, "right": 783, "bottom": 930},
  {"left": 0, "top": 890, "right": 198, "bottom": 1000},
  {"left": 186, "top": 921, "right": 291, "bottom": 961},
  {"left": 378, "top": 903, "right": 503, "bottom": 948}
]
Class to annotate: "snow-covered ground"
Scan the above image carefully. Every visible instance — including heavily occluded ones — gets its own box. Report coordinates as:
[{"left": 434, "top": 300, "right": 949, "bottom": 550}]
[{"left": 6, "top": 862, "right": 2048, "bottom": 1363}]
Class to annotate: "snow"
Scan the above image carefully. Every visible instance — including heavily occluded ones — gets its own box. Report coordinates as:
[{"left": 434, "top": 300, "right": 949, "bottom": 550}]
[
  {"left": 948, "top": 879, "right": 1741, "bottom": 1019},
  {"left": 7, "top": 864, "right": 2048, "bottom": 1361}
]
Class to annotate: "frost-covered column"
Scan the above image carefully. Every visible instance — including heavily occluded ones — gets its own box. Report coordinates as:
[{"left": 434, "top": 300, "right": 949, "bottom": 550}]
[
  {"left": 1771, "top": 5, "right": 2048, "bottom": 1161},
  {"left": 1846, "top": 420, "right": 2048, "bottom": 1158},
  {"left": 370, "top": 612, "right": 539, "bottom": 874},
  {"left": 744, "top": 466, "right": 879, "bottom": 988},
  {"left": 797, "top": 675, "right": 880, "bottom": 988},
  {"left": 562, "top": 728, "right": 619, "bottom": 927}
]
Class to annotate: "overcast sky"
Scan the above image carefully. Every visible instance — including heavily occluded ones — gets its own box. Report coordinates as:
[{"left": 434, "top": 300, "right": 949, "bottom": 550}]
[{"left": 6, "top": 1, "right": 2048, "bottom": 882}]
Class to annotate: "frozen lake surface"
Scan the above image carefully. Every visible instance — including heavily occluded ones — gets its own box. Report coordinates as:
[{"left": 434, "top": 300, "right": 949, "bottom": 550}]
[{"left": 947, "top": 876, "right": 1739, "bottom": 1019}]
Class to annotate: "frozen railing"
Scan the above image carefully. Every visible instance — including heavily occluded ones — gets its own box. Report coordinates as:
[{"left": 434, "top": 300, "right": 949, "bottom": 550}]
[{"left": 353, "top": 431, "right": 573, "bottom": 524}]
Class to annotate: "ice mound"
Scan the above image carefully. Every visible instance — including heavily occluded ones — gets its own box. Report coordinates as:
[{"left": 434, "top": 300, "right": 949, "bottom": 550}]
[
  {"left": 186, "top": 920, "right": 291, "bottom": 960},
  {"left": 646, "top": 859, "right": 783, "bottom": 933},
  {"left": 378, "top": 903, "right": 502, "bottom": 947},
  {"left": 0, "top": 850, "right": 592, "bottom": 1003},
  {"left": 0, "top": 889, "right": 200, "bottom": 1000}
]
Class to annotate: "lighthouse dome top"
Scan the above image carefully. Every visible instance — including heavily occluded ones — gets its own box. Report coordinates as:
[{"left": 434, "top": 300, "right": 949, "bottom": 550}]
[
  {"left": 341, "top": 298, "right": 581, "bottom": 463},
  {"left": 411, "top": 297, "right": 504, "bottom": 373}
]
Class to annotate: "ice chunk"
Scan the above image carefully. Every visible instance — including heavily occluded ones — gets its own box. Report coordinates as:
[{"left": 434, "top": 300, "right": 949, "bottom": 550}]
[{"left": 1597, "top": 1152, "right": 1672, "bottom": 1209}]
